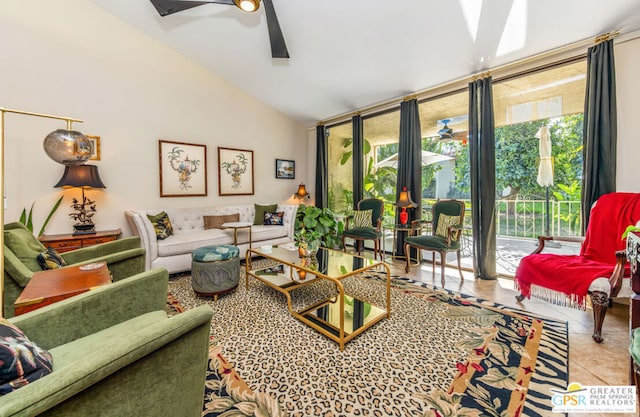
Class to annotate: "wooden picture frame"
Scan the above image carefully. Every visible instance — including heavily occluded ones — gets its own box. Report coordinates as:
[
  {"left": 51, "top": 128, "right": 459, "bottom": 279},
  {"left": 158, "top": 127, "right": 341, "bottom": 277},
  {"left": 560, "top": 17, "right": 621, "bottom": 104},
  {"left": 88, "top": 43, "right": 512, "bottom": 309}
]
[
  {"left": 87, "top": 135, "right": 101, "bottom": 161},
  {"left": 275, "top": 159, "right": 295, "bottom": 179},
  {"left": 218, "top": 147, "right": 254, "bottom": 196},
  {"left": 159, "top": 140, "right": 207, "bottom": 197}
]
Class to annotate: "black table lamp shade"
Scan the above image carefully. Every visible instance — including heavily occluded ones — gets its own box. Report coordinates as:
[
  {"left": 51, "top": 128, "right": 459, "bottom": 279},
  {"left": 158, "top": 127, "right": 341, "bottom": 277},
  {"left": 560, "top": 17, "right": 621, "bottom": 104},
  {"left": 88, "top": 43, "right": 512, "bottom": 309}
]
[
  {"left": 54, "top": 165, "right": 106, "bottom": 189},
  {"left": 54, "top": 164, "right": 106, "bottom": 235}
]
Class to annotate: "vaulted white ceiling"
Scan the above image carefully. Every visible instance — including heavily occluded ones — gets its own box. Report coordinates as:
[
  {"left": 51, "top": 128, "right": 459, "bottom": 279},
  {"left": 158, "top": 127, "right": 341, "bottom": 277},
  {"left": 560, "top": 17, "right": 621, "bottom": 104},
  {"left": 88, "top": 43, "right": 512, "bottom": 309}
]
[{"left": 88, "top": 0, "right": 640, "bottom": 126}]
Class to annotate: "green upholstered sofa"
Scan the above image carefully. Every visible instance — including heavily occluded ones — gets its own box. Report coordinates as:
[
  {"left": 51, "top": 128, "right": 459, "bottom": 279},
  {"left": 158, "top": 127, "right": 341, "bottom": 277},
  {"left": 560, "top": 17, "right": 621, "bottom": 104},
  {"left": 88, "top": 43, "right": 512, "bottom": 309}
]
[
  {"left": 3, "top": 222, "right": 146, "bottom": 318},
  {"left": 0, "top": 268, "right": 213, "bottom": 417}
]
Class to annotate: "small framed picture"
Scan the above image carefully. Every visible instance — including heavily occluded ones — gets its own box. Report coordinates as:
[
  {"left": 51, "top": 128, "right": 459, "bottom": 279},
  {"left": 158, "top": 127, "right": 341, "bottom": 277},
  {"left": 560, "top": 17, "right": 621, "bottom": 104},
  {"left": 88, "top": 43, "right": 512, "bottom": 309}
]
[
  {"left": 275, "top": 159, "right": 295, "bottom": 179},
  {"left": 86, "top": 135, "right": 100, "bottom": 161}
]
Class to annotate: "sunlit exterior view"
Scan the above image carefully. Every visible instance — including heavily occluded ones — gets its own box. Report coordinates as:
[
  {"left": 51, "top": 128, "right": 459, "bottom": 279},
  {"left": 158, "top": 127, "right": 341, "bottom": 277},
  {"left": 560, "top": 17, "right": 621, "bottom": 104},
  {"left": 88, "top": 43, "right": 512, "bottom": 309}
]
[{"left": 327, "top": 59, "right": 586, "bottom": 275}]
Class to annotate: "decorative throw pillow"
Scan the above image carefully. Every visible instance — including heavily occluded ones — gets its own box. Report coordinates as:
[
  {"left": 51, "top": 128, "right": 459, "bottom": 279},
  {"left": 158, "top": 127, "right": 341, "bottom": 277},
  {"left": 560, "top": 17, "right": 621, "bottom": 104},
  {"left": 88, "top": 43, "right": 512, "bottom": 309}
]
[
  {"left": 263, "top": 211, "right": 285, "bottom": 226},
  {"left": 36, "top": 247, "right": 67, "bottom": 270},
  {"left": 254, "top": 204, "right": 278, "bottom": 225},
  {"left": 0, "top": 318, "right": 53, "bottom": 395},
  {"left": 4, "top": 226, "right": 47, "bottom": 273},
  {"left": 353, "top": 209, "right": 373, "bottom": 228},
  {"left": 203, "top": 214, "right": 240, "bottom": 230},
  {"left": 147, "top": 211, "right": 173, "bottom": 240},
  {"left": 435, "top": 214, "right": 460, "bottom": 239}
]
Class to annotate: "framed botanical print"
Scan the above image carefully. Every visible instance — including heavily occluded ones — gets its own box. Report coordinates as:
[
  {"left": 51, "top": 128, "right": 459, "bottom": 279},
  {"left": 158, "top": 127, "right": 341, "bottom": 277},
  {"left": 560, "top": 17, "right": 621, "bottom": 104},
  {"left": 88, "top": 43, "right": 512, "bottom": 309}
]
[
  {"left": 218, "top": 147, "right": 254, "bottom": 196},
  {"left": 159, "top": 140, "right": 207, "bottom": 197}
]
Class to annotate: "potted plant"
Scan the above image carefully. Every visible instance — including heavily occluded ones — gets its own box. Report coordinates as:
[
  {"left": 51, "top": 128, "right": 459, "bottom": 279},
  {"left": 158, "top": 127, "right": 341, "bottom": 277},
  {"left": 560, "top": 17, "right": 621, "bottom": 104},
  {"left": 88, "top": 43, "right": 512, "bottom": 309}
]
[
  {"left": 294, "top": 204, "right": 343, "bottom": 253},
  {"left": 19, "top": 196, "right": 63, "bottom": 236}
]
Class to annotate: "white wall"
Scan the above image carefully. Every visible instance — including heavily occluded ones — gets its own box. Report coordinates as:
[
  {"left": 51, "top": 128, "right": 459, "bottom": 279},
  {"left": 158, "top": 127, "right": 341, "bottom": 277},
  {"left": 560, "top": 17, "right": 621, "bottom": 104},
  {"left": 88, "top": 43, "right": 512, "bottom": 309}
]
[
  {"left": 615, "top": 35, "right": 640, "bottom": 192},
  {"left": 0, "top": 0, "right": 308, "bottom": 236}
]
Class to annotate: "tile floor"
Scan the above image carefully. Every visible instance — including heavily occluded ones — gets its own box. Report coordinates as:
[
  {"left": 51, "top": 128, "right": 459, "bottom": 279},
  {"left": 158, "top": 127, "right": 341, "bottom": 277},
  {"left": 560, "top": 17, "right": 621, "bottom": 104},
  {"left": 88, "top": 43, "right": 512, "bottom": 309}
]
[{"left": 382, "top": 256, "right": 634, "bottom": 417}]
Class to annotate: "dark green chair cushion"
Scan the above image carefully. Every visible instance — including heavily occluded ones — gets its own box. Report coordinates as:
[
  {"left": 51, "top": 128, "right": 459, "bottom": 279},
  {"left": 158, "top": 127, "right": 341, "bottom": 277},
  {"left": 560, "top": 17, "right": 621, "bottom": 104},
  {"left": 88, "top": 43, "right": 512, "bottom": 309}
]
[
  {"left": 254, "top": 204, "right": 278, "bottom": 225},
  {"left": 4, "top": 226, "right": 46, "bottom": 273},
  {"left": 343, "top": 227, "right": 381, "bottom": 239},
  {"left": 405, "top": 235, "right": 461, "bottom": 251}
]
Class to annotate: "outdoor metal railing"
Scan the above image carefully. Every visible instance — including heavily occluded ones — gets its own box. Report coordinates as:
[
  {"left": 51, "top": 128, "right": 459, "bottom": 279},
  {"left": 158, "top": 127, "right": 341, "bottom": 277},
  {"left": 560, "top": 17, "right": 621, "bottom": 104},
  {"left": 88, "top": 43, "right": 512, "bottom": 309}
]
[
  {"left": 372, "top": 198, "right": 581, "bottom": 240},
  {"left": 415, "top": 198, "right": 581, "bottom": 239}
]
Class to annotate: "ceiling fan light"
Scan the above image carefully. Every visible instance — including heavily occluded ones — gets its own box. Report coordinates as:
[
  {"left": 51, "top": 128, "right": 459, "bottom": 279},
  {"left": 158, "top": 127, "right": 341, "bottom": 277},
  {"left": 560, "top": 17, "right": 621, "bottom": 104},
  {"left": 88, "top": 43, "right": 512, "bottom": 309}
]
[{"left": 235, "top": 0, "right": 260, "bottom": 12}]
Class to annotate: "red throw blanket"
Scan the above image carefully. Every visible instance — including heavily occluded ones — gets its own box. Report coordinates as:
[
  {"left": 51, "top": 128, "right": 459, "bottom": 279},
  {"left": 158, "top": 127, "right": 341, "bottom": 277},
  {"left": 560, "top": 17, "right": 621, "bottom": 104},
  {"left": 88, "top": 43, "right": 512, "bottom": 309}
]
[{"left": 515, "top": 192, "right": 640, "bottom": 306}]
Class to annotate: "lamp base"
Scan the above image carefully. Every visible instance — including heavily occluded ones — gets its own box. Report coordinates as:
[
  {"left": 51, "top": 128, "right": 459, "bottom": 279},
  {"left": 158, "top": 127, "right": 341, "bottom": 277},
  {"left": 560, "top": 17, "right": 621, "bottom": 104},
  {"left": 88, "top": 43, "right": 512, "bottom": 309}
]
[
  {"left": 399, "top": 208, "right": 409, "bottom": 226},
  {"left": 73, "top": 224, "right": 96, "bottom": 235}
]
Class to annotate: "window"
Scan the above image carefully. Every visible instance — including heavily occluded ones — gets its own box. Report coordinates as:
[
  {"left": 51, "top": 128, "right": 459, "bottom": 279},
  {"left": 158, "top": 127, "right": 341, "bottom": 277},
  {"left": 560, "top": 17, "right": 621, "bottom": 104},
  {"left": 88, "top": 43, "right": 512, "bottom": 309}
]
[{"left": 326, "top": 121, "right": 353, "bottom": 215}]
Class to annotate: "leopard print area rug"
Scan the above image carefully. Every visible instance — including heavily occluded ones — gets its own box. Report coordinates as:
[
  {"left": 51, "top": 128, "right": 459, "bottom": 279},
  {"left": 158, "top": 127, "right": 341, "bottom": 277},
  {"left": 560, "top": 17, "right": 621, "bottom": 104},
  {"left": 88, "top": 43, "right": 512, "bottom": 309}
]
[{"left": 168, "top": 259, "right": 568, "bottom": 417}]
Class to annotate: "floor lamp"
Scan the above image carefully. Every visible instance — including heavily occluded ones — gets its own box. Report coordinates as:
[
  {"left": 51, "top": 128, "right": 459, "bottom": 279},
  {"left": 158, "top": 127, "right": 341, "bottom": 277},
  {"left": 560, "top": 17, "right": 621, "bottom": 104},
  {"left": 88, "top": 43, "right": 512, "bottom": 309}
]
[{"left": 0, "top": 107, "right": 86, "bottom": 318}]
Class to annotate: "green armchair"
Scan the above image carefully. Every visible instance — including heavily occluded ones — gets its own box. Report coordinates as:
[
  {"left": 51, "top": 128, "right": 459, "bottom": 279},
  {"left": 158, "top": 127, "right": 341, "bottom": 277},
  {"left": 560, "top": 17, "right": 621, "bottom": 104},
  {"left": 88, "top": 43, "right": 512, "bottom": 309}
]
[
  {"left": 404, "top": 199, "right": 466, "bottom": 285},
  {"left": 0, "top": 268, "right": 213, "bottom": 417},
  {"left": 341, "top": 198, "right": 385, "bottom": 260},
  {"left": 3, "top": 222, "right": 146, "bottom": 318}
]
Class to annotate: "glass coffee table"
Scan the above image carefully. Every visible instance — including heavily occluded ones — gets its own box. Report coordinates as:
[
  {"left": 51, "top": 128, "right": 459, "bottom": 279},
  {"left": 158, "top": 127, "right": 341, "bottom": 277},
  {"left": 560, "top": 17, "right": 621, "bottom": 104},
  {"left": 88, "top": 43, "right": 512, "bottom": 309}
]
[{"left": 245, "top": 246, "right": 391, "bottom": 350}]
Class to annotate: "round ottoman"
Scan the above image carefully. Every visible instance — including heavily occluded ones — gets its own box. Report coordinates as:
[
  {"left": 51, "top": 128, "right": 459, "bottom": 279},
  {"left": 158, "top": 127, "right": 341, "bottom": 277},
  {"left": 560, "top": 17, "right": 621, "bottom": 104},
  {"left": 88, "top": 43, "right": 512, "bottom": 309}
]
[{"left": 191, "top": 244, "right": 240, "bottom": 300}]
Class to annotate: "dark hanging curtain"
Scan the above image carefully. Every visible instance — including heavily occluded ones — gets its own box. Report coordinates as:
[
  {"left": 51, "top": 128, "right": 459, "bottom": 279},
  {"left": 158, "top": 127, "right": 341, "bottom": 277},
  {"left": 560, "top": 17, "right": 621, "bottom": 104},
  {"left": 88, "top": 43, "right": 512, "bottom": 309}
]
[
  {"left": 469, "top": 77, "right": 497, "bottom": 280},
  {"left": 581, "top": 39, "right": 617, "bottom": 233},
  {"left": 395, "top": 99, "right": 422, "bottom": 256},
  {"left": 315, "top": 124, "right": 328, "bottom": 208},
  {"left": 352, "top": 114, "right": 364, "bottom": 209}
]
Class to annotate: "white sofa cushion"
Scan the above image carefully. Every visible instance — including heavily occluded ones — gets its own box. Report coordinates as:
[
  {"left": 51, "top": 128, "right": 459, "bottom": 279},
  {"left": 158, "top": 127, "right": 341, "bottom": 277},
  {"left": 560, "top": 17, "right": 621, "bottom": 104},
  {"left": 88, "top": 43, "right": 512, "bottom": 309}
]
[{"left": 157, "top": 229, "right": 233, "bottom": 257}]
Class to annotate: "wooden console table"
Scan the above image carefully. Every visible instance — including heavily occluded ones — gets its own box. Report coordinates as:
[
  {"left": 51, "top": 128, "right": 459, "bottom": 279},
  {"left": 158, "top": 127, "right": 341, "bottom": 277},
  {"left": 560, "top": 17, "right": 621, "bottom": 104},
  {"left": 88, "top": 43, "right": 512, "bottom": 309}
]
[
  {"left": 14, "top": 262, "right": 112, "bottom": 315},
  {"left": 39, "top": 228, "right": 122, "bottom": 253}
]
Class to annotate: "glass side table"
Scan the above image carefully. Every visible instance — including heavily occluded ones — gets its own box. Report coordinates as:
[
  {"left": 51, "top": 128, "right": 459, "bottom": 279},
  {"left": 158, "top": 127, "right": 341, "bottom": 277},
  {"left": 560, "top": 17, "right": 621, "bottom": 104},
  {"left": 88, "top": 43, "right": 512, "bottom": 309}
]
[{"left": 382, "top": 223, "right": 421, "bottom": 265}]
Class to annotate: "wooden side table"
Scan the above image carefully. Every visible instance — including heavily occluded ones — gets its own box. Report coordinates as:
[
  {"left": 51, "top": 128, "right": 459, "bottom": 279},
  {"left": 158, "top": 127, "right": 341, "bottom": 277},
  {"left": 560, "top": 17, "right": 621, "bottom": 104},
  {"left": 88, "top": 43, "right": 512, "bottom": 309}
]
[
  {"left": 382, "top": 223, "right": 420, "bottom": 265},
  {"left": 38, "top": 228, "right": 122, "bottom": 253},
  {"left": 14, "top": 262, "right": 112, "bottom": 315}
]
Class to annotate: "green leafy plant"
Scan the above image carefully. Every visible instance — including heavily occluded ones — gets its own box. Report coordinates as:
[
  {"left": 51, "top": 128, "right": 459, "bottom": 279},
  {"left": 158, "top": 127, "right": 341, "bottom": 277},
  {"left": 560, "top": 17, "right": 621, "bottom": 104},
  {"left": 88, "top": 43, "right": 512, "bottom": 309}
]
[
  {"left": 622, "top": 224, "right": 640, "bottom": 240},
  {"left": 19, "top": 196, "right": 63, "bottom": 236},
  {"left": 295, "top": 204, "right": 343, "bottom": 249}
]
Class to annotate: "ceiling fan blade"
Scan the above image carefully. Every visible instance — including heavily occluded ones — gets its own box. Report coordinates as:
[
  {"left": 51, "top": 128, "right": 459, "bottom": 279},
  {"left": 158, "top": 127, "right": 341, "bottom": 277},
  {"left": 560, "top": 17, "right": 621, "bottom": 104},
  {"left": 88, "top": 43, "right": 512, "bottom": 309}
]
[
  {"left": 262, "top": 0, "right": 289, "bottom": 59},
  {"left": 149, "top": 0, "right": 233, "bottom": 17}
]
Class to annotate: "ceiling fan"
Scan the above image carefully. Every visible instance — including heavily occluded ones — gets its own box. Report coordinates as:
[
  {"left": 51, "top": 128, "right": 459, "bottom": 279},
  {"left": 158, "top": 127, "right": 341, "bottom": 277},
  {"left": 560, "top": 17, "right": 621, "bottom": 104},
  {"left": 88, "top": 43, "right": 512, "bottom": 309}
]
[
  {"left": 149, "top": 0, "right": 289, "bottom": 59},
  {"left": 437, "top": 117, "right": 468, "bottom": 142}
]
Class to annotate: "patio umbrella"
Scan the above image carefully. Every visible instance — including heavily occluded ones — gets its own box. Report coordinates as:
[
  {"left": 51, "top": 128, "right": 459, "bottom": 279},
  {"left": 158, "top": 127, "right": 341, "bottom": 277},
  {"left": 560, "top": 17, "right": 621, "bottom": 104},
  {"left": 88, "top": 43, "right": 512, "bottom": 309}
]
[
  {"left": 535, "top": 125, "right": 554, "bottom": 235},
  {"left": 375, "top": 150, "right": 453, "bottom": 169}
]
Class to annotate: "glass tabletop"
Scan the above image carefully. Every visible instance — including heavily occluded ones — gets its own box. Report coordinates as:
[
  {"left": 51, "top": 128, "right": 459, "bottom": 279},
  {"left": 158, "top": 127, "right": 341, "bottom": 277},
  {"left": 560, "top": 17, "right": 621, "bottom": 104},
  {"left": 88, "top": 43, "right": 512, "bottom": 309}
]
[{"left": 249, "top": 246, "right": 378, "bottom": 281}]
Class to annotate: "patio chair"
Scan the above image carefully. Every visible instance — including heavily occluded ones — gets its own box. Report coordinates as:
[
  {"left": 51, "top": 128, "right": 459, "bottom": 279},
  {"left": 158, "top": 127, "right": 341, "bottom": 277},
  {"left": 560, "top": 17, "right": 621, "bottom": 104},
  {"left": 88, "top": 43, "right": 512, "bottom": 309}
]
[
  {"left": 341, "top": 198, "right": 384, "bottom": 260},
  {"left": 515, "top": 192, "right": 640, "bottom": 343},
  {"left": 404, "top": 199, "right": 466, "bottom": 285}
]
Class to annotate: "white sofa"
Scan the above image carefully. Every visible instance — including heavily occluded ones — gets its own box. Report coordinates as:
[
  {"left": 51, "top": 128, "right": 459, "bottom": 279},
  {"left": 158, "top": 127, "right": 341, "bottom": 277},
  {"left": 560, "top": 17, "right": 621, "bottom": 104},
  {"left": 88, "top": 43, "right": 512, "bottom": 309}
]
[{"left": 125, "top": 204, "right": 297, "bottom": 274}]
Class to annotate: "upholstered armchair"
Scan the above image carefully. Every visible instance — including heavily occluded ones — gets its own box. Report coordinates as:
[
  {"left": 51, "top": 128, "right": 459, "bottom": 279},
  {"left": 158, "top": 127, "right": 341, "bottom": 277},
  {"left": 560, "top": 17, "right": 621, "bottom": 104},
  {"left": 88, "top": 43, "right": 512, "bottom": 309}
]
[
  {"left": 515, "top": 192, "right": 640, "bottom": 343},
  {"left": 3, "top": 222, "right": 146, "bottom": 318},
  {"left": 0, "top": 268, "right": 213, "bottom": 417},
  {"left": 404, "top": 199, "right": 466, "bottom": 284},
  {"left": 341, "top": 198, "right": 384, "bottom": 260}
]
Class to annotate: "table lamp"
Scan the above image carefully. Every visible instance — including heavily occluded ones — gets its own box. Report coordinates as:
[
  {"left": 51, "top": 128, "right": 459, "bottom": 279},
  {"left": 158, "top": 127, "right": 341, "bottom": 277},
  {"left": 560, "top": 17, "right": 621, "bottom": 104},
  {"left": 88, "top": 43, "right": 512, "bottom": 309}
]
[
  {"left": 396, "top": 186, "right": 416, "bottom": 226},
  {"left": 294, "top": 183, "right": 310, "bottom": 199},
  {"left": 54, "top": 164, "right": 106, "bottom": 235}
]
